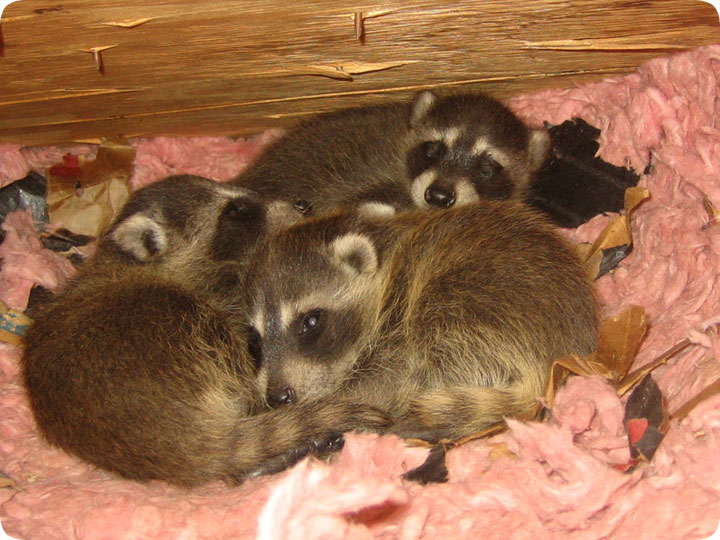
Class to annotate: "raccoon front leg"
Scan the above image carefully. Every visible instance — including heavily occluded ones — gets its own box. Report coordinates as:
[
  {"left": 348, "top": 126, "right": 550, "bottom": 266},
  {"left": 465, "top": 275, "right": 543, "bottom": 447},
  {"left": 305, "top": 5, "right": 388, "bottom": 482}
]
[
  {"left": 227, "top": 400, "right": 392, "bottom": 482},
  {"left": 391, "top": 383, "right": 540, "bottom": 443}
]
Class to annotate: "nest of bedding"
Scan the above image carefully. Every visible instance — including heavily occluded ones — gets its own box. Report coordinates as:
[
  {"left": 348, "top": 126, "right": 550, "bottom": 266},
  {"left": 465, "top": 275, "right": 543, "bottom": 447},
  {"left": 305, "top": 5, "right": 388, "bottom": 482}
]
[{"left": 1, "top": 45, "right": 720, "bottom": 540}]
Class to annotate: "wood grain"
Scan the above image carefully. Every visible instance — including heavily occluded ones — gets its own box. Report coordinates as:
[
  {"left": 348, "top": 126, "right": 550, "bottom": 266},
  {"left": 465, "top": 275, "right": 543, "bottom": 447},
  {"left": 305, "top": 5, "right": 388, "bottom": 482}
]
[{"left": 1, "top": 0, "right": 718, "bottom": 145}]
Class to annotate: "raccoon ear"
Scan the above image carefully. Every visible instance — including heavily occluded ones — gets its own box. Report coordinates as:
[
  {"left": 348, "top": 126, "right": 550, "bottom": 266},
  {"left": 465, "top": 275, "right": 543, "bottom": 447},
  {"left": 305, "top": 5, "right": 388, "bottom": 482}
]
[
  {"left": 357, "top": 201, "right": 396, "bottom": 219},
  {"left": 109, "top": 212, "right": 168, "bottom": 262},
  {"left": 329, "top": 233, "right": 378, "bottom": 277},
  {"left": 528, "top": 129, "right": 551, "bottom": 171},
  {"left": 410, "top": 90, "right": 437, "bottom": 126}
]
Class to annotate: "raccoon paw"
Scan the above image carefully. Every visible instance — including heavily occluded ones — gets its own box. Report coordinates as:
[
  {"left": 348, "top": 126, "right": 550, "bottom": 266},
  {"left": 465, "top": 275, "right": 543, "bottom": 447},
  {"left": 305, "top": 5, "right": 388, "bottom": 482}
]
[
  {"left": 402, "top": 445, "right": 448, "bottom": 485},
  {"left": 288, "top": 432, "right": 345, "bottom": 462},
  {"left": 244, "top": 449, "right": 316, "bottom": 479},
  {"left": 244, "top": 432, "right": 346, "bottom": 480},
  {"left": 310, "top": 432, "right": 345, "bottom": 455}
]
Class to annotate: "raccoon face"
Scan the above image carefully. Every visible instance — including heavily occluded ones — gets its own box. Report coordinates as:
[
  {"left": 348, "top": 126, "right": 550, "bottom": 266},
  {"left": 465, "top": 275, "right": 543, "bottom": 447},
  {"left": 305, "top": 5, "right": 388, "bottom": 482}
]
[
  {"left": 247, "top": 231, "right": 380, "bottom": 407},
  {"left": 406, "top": 91, "right": 549, "bottom": 209},
  {"left": 106, "top": 175, "right": 300, "bottom": 265}
]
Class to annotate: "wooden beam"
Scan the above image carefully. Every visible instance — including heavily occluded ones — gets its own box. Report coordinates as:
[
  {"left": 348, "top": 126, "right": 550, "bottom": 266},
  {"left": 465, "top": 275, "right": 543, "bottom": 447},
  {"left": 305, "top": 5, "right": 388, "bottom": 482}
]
[{"left": 1, "top": 0, "right": 718, "bottom": 145}]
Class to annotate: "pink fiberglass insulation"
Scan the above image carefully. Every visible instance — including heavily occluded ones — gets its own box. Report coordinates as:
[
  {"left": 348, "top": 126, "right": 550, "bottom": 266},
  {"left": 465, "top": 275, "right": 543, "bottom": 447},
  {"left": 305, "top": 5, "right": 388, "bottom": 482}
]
[{"left": 2, "top": 45, "right": 720, "bottom": 539}]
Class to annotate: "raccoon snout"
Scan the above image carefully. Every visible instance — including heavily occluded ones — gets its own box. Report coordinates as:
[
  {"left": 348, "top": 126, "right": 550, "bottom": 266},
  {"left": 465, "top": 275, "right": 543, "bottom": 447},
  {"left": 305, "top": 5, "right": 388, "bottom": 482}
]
[
  {"left": 267, "top": 386, "right": 297, "bottom": 408},
  {"left": 424, "top": 185, "right": 456, "bottom": 208}
]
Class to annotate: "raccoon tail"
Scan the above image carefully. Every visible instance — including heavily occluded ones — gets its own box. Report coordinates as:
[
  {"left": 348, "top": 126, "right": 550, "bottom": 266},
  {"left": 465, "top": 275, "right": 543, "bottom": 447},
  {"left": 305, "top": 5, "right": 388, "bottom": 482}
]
[
  {"left": 225, "top": 400, "right": 392, "bottom": 483},
  {"left": 391, "top": 381, "right": 541, "bottom": 443}
]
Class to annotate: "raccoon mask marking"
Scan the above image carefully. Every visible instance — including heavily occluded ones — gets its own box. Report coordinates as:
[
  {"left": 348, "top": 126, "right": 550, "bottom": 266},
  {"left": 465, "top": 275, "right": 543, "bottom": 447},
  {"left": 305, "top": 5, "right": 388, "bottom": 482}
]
[
  {"left": 105, "top": 175, "right": 301, "bottom": 269},
  {"left": 248, "top": 227, "right": 383, "bottom": 407},
  {"left": 407, "top": 91, "right": 550, "bottom": 209}
]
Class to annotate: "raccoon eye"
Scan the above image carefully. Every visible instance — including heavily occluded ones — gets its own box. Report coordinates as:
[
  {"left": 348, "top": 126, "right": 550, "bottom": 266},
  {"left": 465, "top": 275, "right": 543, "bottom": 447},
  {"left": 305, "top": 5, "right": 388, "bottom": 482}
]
[
  {"left": 293, "top": 200, "right": 313, "bottom": 215},
  {"left": 421, "top": 141, "right": 447, "bottom": 162},
  {"left": 222, "top": 197, "right": 261, "bottom": 222},
  {"left": 140, "top": 229, "right": 162, "bottom": 258},
  {"left": 408, "top": 141, "right": 448, "bottom": 178},
  {"left": 298, "top": 310, "right": 322, "bottom": 335},
  {"left": 477, "top": 156, "right": 502, "bottom": 179},
  {"left": 248, "top": 327, "right": 263, "bottom": 370}
]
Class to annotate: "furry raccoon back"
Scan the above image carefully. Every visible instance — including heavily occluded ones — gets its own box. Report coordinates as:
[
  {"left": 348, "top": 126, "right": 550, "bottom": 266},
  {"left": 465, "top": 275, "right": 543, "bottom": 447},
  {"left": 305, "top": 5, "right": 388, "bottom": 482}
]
[{"left": 22, "top": 266, "right": 259, "bottom": 485}]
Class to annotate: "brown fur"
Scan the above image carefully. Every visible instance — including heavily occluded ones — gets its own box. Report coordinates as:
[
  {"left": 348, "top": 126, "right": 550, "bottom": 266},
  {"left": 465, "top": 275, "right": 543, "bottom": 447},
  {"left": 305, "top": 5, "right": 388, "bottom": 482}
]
[
  {"left": 246, "top": 201, "right": 598, "bottom": 442},
  {"left": 21, "top": 175, "right": 389, "bottom": 486},
  {"left": 231, "top": 91, "right": 549, "bottom": 215}
]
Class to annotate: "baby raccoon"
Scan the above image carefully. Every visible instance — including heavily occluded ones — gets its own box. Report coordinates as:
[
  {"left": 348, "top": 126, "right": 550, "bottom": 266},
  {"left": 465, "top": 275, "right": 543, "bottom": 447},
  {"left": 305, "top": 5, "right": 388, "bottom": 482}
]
[
  {"left": 232, "top": 91, "right": 549, "bottom": 215},
  {"left": 92, "top": 174, "right": 297, "bottom": 278},
  {"left": 21, "top": 175, "right": 389, "bottom": 486},
  {"left": 246, "top": 202, "right": 598, "bottom": 442}
]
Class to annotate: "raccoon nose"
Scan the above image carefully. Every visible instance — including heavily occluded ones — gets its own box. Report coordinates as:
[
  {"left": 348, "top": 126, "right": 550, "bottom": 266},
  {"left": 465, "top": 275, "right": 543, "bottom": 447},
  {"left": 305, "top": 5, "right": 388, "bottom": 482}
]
[
  {"left": 424, "top": 185, "right": 456, "bottom": 208},
  {"left": 268, "top": 386, "right": 296, "bottom": 408}
]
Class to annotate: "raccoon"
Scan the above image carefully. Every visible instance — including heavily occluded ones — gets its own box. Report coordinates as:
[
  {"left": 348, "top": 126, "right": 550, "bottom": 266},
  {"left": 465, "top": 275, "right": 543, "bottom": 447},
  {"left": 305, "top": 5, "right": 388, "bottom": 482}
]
[
  {"left": 91, "top": 174, "right": 298, "bottom": 277},
  {"left": 246, "top": 202, "right": 598, "bottom": 442},
  {"left": 21, "top": 175, "right": 389, "bottom": 486},
  {"left": 231, "top": 91, "right": 549, "bottom": 216}
]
